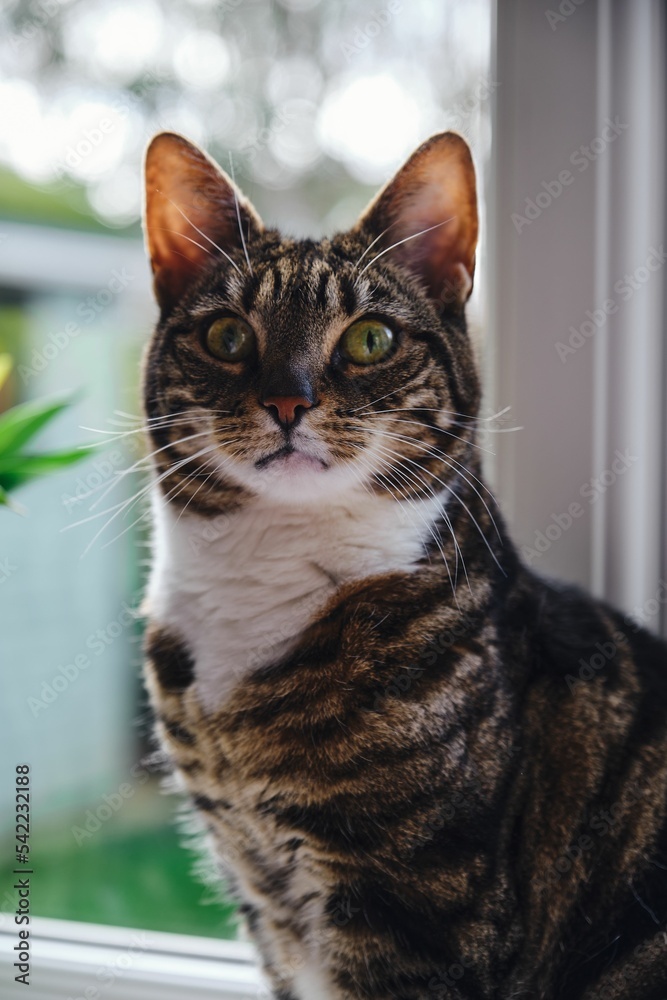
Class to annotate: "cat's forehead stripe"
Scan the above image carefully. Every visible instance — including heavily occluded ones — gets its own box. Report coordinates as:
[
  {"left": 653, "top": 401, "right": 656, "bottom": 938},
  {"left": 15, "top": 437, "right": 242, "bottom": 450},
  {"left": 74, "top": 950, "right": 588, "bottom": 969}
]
[
  {"left": 255, "top": 268, "right": 275, "bottom": 308},
  {"left": 351, "top": 275, "right": 373, "bottom": 313}
]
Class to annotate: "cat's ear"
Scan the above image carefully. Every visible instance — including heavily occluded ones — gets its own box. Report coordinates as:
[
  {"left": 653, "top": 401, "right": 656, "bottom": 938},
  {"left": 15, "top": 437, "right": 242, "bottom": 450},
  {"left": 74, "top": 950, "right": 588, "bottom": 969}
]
[
  {"left": 143, "top": 132, "right": 263, "bottom": 310},
  {"left": 353, "top": 132, "right": 478, "bottom": 309}
]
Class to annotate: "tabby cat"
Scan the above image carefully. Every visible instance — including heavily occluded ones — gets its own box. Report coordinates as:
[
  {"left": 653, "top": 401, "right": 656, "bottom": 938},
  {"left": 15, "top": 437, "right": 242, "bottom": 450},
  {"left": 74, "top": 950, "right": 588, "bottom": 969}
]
[{"left": 140, "top": 129, "right": 667, "bottom": 999}]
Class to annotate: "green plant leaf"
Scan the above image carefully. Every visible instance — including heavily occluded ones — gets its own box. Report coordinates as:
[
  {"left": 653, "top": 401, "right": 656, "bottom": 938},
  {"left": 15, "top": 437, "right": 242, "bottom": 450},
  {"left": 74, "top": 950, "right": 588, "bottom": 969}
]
[
  {"left": 0, "top": 483, "right": 26, "bottom": 514},
  {"left": 0, "top": 444, "right": 96, "bottom": 492},
  {"left": 0, "top": 393, "right": 80, "bottom": 459}
]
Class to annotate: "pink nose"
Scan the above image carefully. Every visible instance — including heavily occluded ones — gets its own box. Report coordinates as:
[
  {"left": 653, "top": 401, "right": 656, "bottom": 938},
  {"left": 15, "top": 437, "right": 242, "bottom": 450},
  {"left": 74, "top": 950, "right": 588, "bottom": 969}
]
[{"left": 262, "top": 395, "right": 313, "bottom": 428}]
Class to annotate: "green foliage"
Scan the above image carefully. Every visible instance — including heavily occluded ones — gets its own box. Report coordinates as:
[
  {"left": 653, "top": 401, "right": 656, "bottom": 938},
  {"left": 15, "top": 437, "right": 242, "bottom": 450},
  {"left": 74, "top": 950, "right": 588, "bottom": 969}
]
[
  {"left": 0, "top": 821, "right": 238, "bottom": 939},
  {"left": 0, "top": 366, "right": 94, "bottom": 510}
]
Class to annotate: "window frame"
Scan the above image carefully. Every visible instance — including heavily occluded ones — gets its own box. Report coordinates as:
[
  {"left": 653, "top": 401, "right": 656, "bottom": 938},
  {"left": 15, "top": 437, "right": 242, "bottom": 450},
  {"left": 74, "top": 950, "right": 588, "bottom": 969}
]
[
  {"left": 487, "top": 0, "right": 666, "bottom": 636},
  {"left": 0, "top": 915, "right": 263, "bottom": 999}
]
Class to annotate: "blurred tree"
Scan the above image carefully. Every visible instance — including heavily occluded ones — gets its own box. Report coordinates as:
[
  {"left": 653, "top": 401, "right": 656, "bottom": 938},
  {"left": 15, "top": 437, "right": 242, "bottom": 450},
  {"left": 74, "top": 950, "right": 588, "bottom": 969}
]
[{"left": 0, "top": 0, "right": 490, "bottom": 234}]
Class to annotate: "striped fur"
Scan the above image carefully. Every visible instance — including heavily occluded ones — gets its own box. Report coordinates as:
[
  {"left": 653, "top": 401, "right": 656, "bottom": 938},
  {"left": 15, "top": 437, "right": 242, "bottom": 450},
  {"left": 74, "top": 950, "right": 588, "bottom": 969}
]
[{"left": 141, "top": 132, "right": 667, "bottom": 998}]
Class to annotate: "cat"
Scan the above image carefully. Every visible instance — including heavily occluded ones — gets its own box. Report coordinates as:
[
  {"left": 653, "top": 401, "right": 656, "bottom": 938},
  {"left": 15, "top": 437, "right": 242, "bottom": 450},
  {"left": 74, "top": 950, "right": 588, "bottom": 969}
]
[{"left": 140, "top": 129, "right": 667, "bottom": 999}]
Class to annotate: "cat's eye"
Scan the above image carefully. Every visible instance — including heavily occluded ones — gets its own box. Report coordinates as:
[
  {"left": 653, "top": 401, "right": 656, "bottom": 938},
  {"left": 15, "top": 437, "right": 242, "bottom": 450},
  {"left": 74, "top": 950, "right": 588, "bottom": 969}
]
[
  {"left": 339, "top": 320, "right": 394, "bottom": 366},
  {"left": 205, "top": 316, "right": 255, "bottom": 362}
]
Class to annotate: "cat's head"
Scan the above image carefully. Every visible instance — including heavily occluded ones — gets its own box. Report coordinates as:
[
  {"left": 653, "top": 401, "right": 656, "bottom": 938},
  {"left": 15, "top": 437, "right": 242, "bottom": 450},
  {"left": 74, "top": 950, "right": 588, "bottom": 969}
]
[{"left": 141, "top": 131, "right": 480, "bottom": 511}]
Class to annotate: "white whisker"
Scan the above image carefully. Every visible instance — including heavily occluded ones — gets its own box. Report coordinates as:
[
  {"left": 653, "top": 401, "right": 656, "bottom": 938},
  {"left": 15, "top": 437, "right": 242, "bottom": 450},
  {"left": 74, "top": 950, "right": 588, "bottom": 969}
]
[
  {"left": 228, "top": 153, "right": 253, "bottom": 276},
  {"left": 156, "top": 190, "right": 242, "bottom": 275},
  {"left": 87, "top": 430, "right": 213, "bottom": 511},
  {"left": 369, "top": 438, "right": 505, "bottom": 577},
  {"left": 357, "top": 218, "right": 455, "bottom": 278},
  {"left": 362, "top": 425, "right": 502, "bottom": 538},
  {"left": 349, "top": 443, "right": 462, "bottom": 600},
  {"left": 353, "top": 223, "right": 396, "bottom": 270},
  {"left": 77, "top": 444, "right": 219, "bottom": 557},
  {"left": 348, "top": 380, "right": 417, "bottom": 413},
  {"left": 359, "top": 412, "right": 494, "bottom": 456}
]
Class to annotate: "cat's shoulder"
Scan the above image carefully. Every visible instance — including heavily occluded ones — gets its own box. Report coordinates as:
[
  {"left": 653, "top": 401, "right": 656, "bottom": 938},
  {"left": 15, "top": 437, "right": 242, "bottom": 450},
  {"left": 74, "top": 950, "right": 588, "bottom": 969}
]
[{"left": 513, "top": 569, "right": 667, "bottom": 696}]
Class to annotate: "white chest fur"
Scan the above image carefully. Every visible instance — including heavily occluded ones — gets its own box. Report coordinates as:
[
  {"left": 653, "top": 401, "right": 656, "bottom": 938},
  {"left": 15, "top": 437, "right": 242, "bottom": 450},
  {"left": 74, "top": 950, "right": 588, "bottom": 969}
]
[{"left": 146, "top": 488, "right": 445, "bottom": 712}]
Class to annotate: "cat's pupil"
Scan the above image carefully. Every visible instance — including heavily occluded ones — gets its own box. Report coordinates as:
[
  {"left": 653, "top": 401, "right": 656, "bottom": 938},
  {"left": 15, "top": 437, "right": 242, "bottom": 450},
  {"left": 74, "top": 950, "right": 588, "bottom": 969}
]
[{"left": 366, "top": 330, "right": 375, "bottom": 353}]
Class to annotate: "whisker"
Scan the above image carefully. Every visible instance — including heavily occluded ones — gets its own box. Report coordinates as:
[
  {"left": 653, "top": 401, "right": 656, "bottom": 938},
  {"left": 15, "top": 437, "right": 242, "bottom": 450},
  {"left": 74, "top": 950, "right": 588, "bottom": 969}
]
[
  {"left": 79, "top": 416, "right": 210, "bottom": 443},
  {"left": 353, "top": 222, "right": 396, "bottom": 270},
  {"left": 369, "top": 439, "right": 506, "bottom": 577},
  {"left": 357, "top": 218, "right": 455, "bottom": 278},
  {"left": 228, "top": 153, "right": 253, "bottom": 276},
  {"left": 171, "top": 440, "right": 242, "bottom": 523},
  {"left": 376, "top": 449, "right": 468, "bottom": 595},
  {"left": 377, "top": 463, "right": 461, "bottom": 597},
  {"left": 203, "top": 443, "right": 245, "bottom": 503},
  {"left": 349, "top": 443, "right": 461, "bottom": 600},
  {"left": 155, "top": 227, "right": 213, "bottom": 258},
  {"left": 108, "top": 448, "right": 235, "bottom": 548},
  {"left": 354, "top": 404, "right": 519, "bottom": 428},
  {"left": 155, "top": 190, "right": 242, "bottom": 275},
  {"left": 109, "top": 408, "right": 231, "bottom": 426},
  {"left": 359, "top": 412, "right": 494, "bottom": 456},
  {"left": 347, "top": 380, "right": 417, "bottom": 413},
  {"left": 62, "top": 431, "right": 213, "bottom": 531},
  {"left": 362, "top": 425, "right": 502, "bottom": 537},
  {"left": 78, "top": 444, "right": 219, "bottom": 557},
  {"left": 87, "top": 430, "right": 213, "bottom": 511}
]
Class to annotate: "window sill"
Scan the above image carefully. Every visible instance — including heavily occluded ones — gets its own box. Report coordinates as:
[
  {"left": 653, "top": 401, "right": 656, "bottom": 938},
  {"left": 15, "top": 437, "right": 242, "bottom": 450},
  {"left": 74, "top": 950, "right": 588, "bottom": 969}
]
[{"left": 0, "top": 915, "right": 263, "bottom": 999}]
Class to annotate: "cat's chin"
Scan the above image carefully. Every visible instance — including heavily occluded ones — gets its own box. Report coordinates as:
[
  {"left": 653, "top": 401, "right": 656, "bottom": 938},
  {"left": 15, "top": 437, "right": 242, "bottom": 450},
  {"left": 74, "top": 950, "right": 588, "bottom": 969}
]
[
  {"left": 226, "top": 447, "right": 363, "bottom": 505},
  {"left": 255, "top": 447, "right": 329, "bottom": 474},
  {"left": 254, "top": 449, "right": 334, "bottom": 503}
]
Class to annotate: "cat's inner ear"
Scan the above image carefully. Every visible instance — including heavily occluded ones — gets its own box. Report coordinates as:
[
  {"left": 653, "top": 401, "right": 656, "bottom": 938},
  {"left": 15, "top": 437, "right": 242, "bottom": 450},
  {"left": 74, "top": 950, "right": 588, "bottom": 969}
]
[
  {"left": 143, "top": 132, "right": 264, "bottom": 310},
  {"left": 354, "top": 132, "right": 478, "bottom": 308}
]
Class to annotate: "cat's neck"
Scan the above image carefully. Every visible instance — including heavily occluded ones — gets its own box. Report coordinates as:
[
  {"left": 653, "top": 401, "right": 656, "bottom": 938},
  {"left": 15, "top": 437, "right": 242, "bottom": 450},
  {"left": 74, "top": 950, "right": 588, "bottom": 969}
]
[{"left": 145, "top": 485, "right": 451, "bottom": 711}]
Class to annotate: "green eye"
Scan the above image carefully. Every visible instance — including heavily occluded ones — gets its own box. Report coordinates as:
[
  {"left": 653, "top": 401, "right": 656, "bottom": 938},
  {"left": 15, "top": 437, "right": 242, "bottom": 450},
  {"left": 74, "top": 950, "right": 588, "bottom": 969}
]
[
  {"left": 340, "top": 320, "right": 394, "bottom": 366},
  {"left": 205, "top": 317, "right": 255, "bottom": 362}
]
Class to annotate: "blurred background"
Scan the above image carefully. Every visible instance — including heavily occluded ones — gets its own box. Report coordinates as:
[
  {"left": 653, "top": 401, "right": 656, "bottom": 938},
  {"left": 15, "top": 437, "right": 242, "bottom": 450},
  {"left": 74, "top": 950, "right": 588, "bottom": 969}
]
[
  {"left": 0, "top": 0, "right": 665, "bottom": 969},
  {"left": 0, "top": 0, "right": 491, "bottom": 942}
]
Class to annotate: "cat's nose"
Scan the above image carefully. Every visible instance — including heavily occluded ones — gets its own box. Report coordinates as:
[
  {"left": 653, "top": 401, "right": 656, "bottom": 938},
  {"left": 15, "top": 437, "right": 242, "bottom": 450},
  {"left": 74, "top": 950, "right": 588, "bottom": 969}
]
[{"left": 262, "top": 395, "right": 313, "bottom": 429}]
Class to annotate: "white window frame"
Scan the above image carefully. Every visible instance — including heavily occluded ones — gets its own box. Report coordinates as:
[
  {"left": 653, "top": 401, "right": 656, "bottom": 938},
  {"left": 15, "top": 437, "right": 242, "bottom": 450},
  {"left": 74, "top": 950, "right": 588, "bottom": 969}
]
[
  {"left": 0, "top": 916, "right": 263, "bottom": 999},
  {"left": 487, "top": 0, "right": 666, "bottom": 636}
]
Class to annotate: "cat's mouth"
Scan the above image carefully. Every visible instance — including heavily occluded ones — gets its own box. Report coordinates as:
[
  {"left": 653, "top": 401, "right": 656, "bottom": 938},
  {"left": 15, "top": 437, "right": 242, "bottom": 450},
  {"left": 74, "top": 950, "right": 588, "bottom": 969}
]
[{"left": 254, "top": 445, "right": 329, "bottom": 472}]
